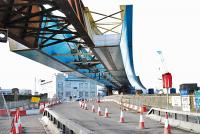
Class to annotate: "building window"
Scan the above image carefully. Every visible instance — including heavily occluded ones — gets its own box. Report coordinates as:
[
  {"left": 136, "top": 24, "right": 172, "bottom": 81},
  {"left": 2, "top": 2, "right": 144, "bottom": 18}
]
[
  {"left": 84, "top": 83, "right": 88, "bottom": 88},
  {"left": 79, "top": 91, "right": 83, "bottom": 97},
  {"left": 90, "top": 91, "right": 95, "bottom": 97},
  {"left": 66, "top": 82, "right": 71, "bottom": 88},
  {"left": 65, "top": 91, "right": 71, "bottom": 97},
  {"left": 85, "top": 92, "right": 88, "bottom": 97},
  {"left": 58, "top": 82, "right": 63, "bottom": 88},
  {"left": 79, "top": 83, "right": 83, "bottom": 89},
  {"left": 90, "top": 82, "right": 95, "bottom": 88}
]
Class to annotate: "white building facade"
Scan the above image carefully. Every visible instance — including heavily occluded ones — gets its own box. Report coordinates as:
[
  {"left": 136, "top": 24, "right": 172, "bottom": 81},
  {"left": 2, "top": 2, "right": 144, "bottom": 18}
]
[{"left": 40, "top": 73, "right": 97, "bottom": 100}]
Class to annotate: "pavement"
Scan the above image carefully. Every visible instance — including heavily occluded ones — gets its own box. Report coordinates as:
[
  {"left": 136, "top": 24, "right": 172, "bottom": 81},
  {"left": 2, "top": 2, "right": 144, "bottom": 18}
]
[
  {"left": 21, "top": 115, "right": 46, "bottom": 134},
  {"left": 49, "top": 101, "right": 194, "bottom": 134},
  {"left": 0, "top": 115, "right": 46, "bottom": 134},
  {"left": 0, "top": 116, "right": 12, "bottom": 134}
]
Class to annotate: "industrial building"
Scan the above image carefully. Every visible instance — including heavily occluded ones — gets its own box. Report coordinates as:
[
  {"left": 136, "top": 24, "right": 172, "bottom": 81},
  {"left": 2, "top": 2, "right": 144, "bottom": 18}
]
[{"left": 40, "top": 73, "right": 97, "bottom": 100}]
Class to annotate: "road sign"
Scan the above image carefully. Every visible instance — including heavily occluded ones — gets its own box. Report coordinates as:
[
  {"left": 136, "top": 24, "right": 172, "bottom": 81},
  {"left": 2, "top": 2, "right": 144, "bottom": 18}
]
[
  {"left": 162, "top": 72, "right": 172, "bottom": 88},
  {"left": 172, "top": 96, "right": 181, "bottom": 107},
  {"left": 195, "top": 91, "right": 200, "bottom": 110},
  {"left": 182, "top": 96, "right": 190, "bottom": 112},
  {"left": 31, "top": 97, "right": 40, "bottom": 103},
  {"left": 180, "top": 89, "right": 189, "bottom": 96}
]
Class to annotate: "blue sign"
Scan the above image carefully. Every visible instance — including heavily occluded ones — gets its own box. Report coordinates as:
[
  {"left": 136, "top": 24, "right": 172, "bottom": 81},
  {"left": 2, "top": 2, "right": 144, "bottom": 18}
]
[
  {"left": 195, "top": 91, "right": 200, "bottom": 110},
  {"left": 180, "top": 89, "right": 189, "bottom": 96}
]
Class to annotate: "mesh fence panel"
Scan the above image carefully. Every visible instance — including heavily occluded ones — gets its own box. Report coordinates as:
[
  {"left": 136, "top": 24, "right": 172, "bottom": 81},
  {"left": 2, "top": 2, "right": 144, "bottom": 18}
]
[{"left": 0, "top": 94, "right": 12, "bottom": 134}]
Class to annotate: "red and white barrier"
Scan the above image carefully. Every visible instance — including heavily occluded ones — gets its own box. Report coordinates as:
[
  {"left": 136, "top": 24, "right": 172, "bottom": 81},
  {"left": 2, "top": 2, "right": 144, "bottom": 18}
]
[
  {"left": 0, "top": 109, "right": 8, "bottom": 116},
  {"left": 0, "top": 100, "right": 62, "bottom": 117}
]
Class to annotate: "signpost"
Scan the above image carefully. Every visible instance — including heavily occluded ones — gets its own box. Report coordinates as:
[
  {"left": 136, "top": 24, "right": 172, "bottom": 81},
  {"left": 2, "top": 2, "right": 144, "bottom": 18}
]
[{"left": 162, "top": 72, "right": 172, "bottom": 109}]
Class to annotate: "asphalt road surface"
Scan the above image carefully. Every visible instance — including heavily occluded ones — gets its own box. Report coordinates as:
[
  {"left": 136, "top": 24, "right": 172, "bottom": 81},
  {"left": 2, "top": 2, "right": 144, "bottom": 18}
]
[{"left": 49, "top": 101, "right": 194, "bottom": 134}]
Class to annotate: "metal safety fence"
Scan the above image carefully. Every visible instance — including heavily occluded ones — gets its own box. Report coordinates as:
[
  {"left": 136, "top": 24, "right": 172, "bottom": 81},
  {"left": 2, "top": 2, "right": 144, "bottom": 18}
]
[{"left": 104, "top": 94, "right": 200, "bottom": 113}]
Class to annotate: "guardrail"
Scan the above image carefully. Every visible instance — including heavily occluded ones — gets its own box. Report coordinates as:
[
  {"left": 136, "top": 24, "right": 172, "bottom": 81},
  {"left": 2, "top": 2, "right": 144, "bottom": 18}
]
[
  {"left": 147, "top": 107, "right": 200, "bottom": 133},
  {"left": 43, "top": 108, "right": 94, "bottom": 134},
  {"left": 103, "top": 95, "right": 200, "bottom": 133}
]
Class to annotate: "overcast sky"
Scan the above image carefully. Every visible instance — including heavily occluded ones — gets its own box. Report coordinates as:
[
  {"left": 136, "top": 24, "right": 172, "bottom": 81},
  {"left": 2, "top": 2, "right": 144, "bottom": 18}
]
[{"left": 0, "top": 0, "right": 200, "bottom": 90}]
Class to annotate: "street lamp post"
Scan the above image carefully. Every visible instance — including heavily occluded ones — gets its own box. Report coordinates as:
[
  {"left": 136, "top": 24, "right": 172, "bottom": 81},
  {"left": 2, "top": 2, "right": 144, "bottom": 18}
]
[{"left": 157, "top": 51, "right": 172, "bottom": 110}]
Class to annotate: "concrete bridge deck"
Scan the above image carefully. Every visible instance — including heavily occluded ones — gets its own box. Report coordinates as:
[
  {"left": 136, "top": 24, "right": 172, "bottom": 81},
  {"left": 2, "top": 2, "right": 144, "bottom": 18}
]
[{"left": 47, "top": 101, "right": 193, "bottom": 134}]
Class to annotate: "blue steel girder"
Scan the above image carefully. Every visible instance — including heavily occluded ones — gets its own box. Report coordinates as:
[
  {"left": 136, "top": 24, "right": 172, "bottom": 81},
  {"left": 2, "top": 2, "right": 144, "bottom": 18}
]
[{"left": 0, "top": 0, "right": 121, "bottom": 89}]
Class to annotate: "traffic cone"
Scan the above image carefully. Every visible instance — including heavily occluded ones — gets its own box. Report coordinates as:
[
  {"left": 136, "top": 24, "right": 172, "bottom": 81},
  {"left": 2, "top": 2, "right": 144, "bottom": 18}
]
[
  {"left": 84, "top": 103, "right": 88, "bottom": 110},
  {"left": 18, "top": 115, "right": 22, "bottom": 133},
  {"left": 13, "top": 115, "right": 19, "bottom": 134},
  {"left": 92, "top": 105, "right": 95, "bottom": 113},
  {"left": 119, "top": 110, "right": 124, "bottom": 123},
  {"left": 164, "top": 112, "right": 171, "bottom": 134},
  {"left": 104, "top": 108, "right": 109, "bottom": 118},
  {"left": 139, "top": 113, "right": 144, "bottom": 129},
  {"left": 97, "top": 106, "right": 101, "bottom": 116},
  {"left": 16, "top": 110, "right": 22, "bottom": 133},
  {"left": 11, "top": 118, "right": 16, "bottom": 134},
  {"left": 138, "top": 106, "right": 142, "bottom": 113},
  {"left": 15, "top": 122, "right": 19, "bottom": 134},
  {"left": 81, "top": 102, "right": 84, "bottom": 109}
]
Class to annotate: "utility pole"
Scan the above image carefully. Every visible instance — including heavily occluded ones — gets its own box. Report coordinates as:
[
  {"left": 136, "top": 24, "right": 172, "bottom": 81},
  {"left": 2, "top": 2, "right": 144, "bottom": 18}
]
[{"left": 34, "top": 77, "right": 37, "bottom": 95}]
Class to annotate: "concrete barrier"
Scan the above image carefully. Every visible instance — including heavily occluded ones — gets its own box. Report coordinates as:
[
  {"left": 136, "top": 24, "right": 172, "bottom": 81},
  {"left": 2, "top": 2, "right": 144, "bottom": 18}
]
[{"left": 43, "top": 108, "right": 94, "bottom": 134}]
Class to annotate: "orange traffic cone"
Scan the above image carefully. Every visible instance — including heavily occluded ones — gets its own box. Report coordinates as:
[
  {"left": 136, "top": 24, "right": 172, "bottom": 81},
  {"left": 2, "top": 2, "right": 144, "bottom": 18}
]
[
  {"left": 164, "top": 112, "right": 171, "bottom": 134},
  {"left": 139, "top": 113, "right": 144, "bottom": 129},
  {"left": 97, "top": 106, "right": 101, "bottom": 116},
  {"left": 119, "top": 110, "right": 124, "bottom": 123},
  {"left": 92, "top": 105, "right": 95, "bottom": 113},
  {"left": 104, "top": 108, "right": 109, "bottom": 118}
]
